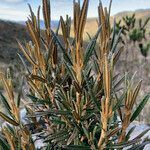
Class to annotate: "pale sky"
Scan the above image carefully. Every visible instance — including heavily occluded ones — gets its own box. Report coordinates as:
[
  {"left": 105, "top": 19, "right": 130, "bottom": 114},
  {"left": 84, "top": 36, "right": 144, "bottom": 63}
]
[{"left": 0, "top": 0, "right": 150, "bottom": 21}]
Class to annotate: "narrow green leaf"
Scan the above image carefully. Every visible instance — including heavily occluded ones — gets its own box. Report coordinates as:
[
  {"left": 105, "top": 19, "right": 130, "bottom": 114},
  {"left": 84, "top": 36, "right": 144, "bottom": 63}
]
[
  {"left": 44, "top": 129, "right": 69, "bottom": 142},
  {"left": 113, "top": 74, "right": 125, "bottom": 90},
  {"left": 125, "top": 126, "right": 136, "bottom": 141},
  {"left": 132, "top": 128, "right": 150, "bottom": 141},
  {"left": 84, "top": 74, "right": 101, "bottom": 111},
  {"left": 0, "top": 134, "right": 10, "bottom": 150},
  {"left": 67, "top": 129, "right": 78, "bottom": 145},
  {"left": 130, "top": 94, "right": 150, "bottom": 122},
  {"left": 106, "top": 138, "right": 141, "bottom": 149},
  {"left": 51, "top": 30, "right": 73, "bottom": 65},
  {"left": 0, "top": 112, "right": 19, "bottom": 126},
  {"left": 63, "top": 145, "right": 90, "bottom": 150},
  {"left": 51, "top": 118, "right": 66, "bottom": 125},
  {"left": 113, "top": 46, "right": 124, "bottom": 65},
  {"left": 110, "top": 19, "right": 116, "bottom": 49},
  {"left": 128, "top": 141, "right": 150, "bottom": 150},
  {"left": 84, "top": 25, "right": 102, "bottom": 66},
  {"left": 34, "top": 110, "right": 71, "bottom": 117},
  {"left": 17, "top": 77, "right": 24, "bottom": 107},
  {"left": 82, "top": 124, "right": 89, "bottom": 139},
  {"left": 64, "top": 61, "right": 77, "bottom": 81},
  {"left": 0, "top": 93, "right": 11, "bottom": 115},
  {"left": 111, "top": 28, "right": 123, "bottom": 53}
]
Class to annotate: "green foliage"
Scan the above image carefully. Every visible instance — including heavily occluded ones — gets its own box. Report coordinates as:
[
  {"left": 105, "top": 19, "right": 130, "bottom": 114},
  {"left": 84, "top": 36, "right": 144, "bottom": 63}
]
[
  {"left": 123, "top": 14, "right": 136, "bottom": 30},
  {"left": 139, "top": 43, "right": 150, "bottom": 58},
  {"left": 116, "top": 13, "right": 150, "bottom": 58},
  {"left": 131, "top": 94, "right": 150, "bottom": 122},
  {"left": 0, "top": 0, "right": 149, "bottom": 150},
  {"left": 129, "top": 28, "right": 143, "bottom": 42}
]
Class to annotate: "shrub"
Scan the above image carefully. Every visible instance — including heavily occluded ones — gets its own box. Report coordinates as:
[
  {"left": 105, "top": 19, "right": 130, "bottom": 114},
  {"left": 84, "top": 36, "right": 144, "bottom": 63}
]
[{"left": 0, "top": 0, "right": 149, "bottom": 149}]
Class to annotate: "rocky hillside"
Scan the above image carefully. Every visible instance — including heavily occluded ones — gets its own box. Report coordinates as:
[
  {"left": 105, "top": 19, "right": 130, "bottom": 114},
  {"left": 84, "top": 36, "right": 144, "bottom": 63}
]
[
  {"left": 0, "top": 20, "right": 30, "bottom": 64},
  {"left": 0, "top": 9, "right": 150, "bottom": 65}
]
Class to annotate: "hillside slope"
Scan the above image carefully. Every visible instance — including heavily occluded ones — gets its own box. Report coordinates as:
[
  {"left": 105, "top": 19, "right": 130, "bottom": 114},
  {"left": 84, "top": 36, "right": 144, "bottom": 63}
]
[
  {"left": 0, "top": 20, "right": 30, "bottom": 64},
  {"left": 84, "top": 9, "right": 150, "bottom": 38},
  {"left": 0, "top": 9, "right": 149, "bottom": 65},
  {"left": 115, "top": 9, "right": 150, "bottom": 20}
]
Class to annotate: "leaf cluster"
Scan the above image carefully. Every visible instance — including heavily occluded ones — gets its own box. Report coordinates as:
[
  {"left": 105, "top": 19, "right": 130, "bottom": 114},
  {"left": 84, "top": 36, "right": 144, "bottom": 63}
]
[{"left": 0, "top": 0, "right": 149, "bottom": 150}]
